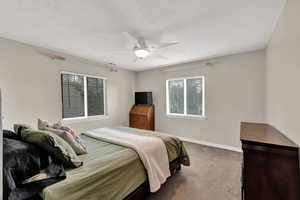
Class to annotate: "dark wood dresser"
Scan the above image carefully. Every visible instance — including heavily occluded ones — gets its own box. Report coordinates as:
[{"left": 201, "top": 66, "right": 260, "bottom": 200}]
[
  {"left": 240, "top": 122, "right": 300, "bottom": 200},
  {"left": 129, "top": 105, "right": 154, "bottom": 131}
]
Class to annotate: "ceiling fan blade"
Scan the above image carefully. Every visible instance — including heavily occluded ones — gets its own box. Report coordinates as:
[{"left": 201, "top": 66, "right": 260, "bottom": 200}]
[
  {"left": 133, "top": 57, "right": 139, "bottom": 62},
  {"left": 123, "top": 31, "right": 148, "bottom": 48},
  {"left": 157, "top": 41, "right": 179, "bottom": 49},
  {"left": 123, "top": 31, "right": 140, "bottom": 42}
]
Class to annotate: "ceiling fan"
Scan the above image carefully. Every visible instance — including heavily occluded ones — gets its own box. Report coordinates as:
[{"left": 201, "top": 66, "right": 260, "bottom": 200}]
[{"left": 123, "top": 32, "right": 179, "bottom": 61}]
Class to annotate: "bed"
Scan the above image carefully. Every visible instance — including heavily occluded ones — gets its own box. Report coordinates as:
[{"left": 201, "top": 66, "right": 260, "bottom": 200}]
[{"left": 42, "top": 127, "right": 190, "bottom": 200}]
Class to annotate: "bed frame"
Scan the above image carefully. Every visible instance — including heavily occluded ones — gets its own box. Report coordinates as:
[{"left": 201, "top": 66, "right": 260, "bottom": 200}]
[{"left": 124, "top": 157, "right": 182, "bottom": 200}]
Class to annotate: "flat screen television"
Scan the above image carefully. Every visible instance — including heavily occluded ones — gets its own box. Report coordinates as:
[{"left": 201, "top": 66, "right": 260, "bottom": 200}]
[{"left": 135, "top": 92, "right": 153, "bottom": 105}]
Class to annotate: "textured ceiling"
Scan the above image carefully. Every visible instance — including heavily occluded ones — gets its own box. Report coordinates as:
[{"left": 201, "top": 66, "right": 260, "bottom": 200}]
[{"left": 0, "top": 0, "right": 286, "bottom": 71}]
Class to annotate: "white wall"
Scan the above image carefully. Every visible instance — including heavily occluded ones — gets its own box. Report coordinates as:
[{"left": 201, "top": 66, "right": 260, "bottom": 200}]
[
  {"left": 0, "top": 38, "right": 267, "bottom": 149},
  {"left": 1, "top": 0, "right": 298, "bottom": 150},
  {"left": 0, "top": 38, "right": 136, "bottom": 132},
  {"left": 136, "top": 50, "right": 266, "bottom": 148},
  {"left": 266, "top": 0, "right": 300, "bottom": 145}
]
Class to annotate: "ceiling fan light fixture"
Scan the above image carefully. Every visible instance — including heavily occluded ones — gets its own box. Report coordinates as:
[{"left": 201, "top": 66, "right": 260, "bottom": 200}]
[{"left": 134, "top": 49, "right": 150, "bottom": 58}]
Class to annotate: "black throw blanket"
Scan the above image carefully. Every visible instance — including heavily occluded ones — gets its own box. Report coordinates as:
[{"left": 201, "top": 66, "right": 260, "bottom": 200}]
[{"left": 3, "top": 137, "right": 66, "bottom": 200}]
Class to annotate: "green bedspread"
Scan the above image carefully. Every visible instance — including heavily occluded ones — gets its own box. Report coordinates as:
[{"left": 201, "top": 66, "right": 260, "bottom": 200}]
[{"left": 42, "top": 127, "right": 190, "bottom": 200}]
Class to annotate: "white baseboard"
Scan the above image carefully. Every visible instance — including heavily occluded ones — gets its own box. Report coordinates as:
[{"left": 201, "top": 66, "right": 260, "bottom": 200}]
[{"left": 177, "top": 136, "right": 242, "bottom": 152}]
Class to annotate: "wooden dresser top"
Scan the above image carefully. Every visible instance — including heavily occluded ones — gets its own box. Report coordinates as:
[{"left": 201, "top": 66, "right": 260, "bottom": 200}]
[{"left": 240, "top": 122, "right": 298, "bottom": 148}]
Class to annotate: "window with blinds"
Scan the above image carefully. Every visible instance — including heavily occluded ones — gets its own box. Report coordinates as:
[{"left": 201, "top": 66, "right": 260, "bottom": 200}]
[
  {"left": 62, "top": 74, "right": 85, "bottom": 118},
  {"left": 166, "top": 76, "right": 205, "bottom": 118},
  {"left": 87, "top": 77, "right": 104, "bottom": 116},
  {"left": 61, "top": 72, "right": 106, "bottom": 119}
]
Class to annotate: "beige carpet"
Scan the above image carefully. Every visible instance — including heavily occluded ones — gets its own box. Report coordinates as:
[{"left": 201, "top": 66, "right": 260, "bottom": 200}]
[{"left": 147, "top": 142, "right": 242, "bottom": 200}]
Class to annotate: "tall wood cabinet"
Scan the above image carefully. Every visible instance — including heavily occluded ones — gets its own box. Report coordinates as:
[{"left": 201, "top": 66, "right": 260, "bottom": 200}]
[
  {"left": 129, "top": 105, "right": 154, "bottom": 131},
  {"left": 240, "top": 122, "right": 300, "bottom": 200}
]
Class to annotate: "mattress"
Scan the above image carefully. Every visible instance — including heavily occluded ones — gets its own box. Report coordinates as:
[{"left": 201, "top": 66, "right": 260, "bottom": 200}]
[{"left": 42, "top": 127, "right": 189, "bottom": 200}]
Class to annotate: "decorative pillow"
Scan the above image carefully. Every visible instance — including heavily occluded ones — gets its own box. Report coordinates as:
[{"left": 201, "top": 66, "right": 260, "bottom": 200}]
[
  {"left": 13, "top": 124, "right": 32, "bottom": 136},
  {"left": 37, "top": 118, "right": 50, "bottom": 130},
  {"left": 20, "top": 128, "right": 82, "bottom": 168},
  {"left": 53, "top": 121, "right": 87, "bottom": 147},
  {"left": 38, "top": 119, "right": 87, "bottom": 155},
  {"left": 2, "top": 129, "right": 20, "bottom": 140},
  {"left": 46, "top": 127, "right": 87, "bottom": 155}
]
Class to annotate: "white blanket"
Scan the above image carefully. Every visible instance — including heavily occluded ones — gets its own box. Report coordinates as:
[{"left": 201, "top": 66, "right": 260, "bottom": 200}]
[{"left": 83, "top": 127, "right": 171, "bottom": 192}]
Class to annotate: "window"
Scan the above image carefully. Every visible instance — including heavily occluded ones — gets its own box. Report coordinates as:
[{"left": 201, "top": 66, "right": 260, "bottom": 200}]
[
  {"left": 166, "top": 76, "right": 205, "bottom": 118},
  {"left": 61, "top": 72, "right": 106, "bottom": 120}
]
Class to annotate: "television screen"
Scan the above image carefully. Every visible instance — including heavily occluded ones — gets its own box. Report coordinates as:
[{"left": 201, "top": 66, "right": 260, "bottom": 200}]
[{"left": 135, "top": 92, "right": 153, "bottom": 105}]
